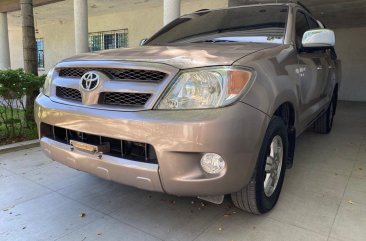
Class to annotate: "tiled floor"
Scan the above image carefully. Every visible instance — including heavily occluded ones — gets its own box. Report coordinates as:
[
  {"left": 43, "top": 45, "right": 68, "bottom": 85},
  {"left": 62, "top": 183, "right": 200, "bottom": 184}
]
[{"left": 0, "top": 101, "right": 365, "bottom": 241}]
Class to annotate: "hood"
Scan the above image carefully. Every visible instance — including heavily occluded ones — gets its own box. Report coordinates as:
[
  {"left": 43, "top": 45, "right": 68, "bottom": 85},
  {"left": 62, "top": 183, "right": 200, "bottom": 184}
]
[{"left": 63, "top": 43, "right": 278, "bottom": 69}]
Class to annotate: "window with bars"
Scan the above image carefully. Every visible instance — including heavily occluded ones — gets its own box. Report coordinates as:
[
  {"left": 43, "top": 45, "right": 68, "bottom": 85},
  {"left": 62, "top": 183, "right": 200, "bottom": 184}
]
[
  {"left": 88, "top": 29, "right": 128, "bottom": 52},
  {"left": 36, "top": 38, "right": 44, "bottom": 69}
]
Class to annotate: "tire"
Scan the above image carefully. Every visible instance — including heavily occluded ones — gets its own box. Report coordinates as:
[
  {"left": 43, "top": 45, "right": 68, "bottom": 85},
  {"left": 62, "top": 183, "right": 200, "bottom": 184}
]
[
  {"left": 313, "top": 96, "right": 336, "bottom": 134},
  {"left": 231, "top": 117, "right": 288, "bottom": 214}
]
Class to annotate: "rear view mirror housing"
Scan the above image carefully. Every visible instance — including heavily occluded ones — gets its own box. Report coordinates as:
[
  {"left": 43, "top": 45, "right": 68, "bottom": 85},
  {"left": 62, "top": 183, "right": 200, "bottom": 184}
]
[{"left": 302, "top": 29, "right": 335, "bottom": 48}]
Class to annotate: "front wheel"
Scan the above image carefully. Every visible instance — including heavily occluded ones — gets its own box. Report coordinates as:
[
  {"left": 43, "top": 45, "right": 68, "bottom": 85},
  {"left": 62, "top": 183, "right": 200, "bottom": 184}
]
[{"left": 231, "top": 117, "right": 288, "bottom": 214}]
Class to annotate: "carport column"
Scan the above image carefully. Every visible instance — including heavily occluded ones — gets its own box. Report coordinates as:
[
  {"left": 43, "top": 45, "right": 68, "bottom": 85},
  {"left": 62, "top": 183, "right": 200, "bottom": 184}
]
[
  {"left": 74, "top": 0, "right": 89, "bottom": 54},
  {"left": 0, "top": 13, "right": 11, "bottom": 70},
  {"left": 164, "top": 0, "right": 181, "bottom": 25}
]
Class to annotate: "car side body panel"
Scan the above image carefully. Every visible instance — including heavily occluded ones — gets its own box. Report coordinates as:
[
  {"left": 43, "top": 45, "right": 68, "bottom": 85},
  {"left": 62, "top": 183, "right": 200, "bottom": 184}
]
[{"left": 236, "top": 44, "right": 303, "bottom": 132}]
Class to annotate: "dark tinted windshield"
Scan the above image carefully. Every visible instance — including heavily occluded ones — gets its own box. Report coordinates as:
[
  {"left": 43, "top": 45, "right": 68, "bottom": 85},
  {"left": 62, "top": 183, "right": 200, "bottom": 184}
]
[{"left": 146, "top": 5, "right": 289, "bottom": 45}]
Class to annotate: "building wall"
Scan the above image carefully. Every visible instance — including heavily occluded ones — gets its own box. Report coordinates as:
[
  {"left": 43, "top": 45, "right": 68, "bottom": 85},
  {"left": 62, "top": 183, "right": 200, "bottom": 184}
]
[{"left": 334, "top": 27, "right": 366, "bottom": 102}]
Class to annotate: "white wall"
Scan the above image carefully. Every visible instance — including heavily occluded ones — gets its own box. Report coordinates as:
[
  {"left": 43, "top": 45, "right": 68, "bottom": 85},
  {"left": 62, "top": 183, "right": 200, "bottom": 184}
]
[{"left": 335, "top": 27, "right": 366, "bottom": 102}]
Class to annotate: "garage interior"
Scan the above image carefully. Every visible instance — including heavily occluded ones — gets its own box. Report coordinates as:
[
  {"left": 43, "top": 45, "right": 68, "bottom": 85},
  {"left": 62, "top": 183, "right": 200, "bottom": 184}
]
[{"left": 0, "top": 1, "right": 365, "bottom": 241}]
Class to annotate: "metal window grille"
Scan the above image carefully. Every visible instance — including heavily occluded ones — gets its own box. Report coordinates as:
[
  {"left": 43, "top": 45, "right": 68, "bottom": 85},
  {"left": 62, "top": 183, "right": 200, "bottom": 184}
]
[
  {"left": 36, "top": 38, "right": 44, "bottom": 69},
  {"left": 89, "top": 29, "right": 128, "bottom": 52}
]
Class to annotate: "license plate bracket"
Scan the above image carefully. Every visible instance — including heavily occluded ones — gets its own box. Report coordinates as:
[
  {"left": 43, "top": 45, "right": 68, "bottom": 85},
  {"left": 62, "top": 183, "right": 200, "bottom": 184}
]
[{"left": 70, "top": 140, "right": 110, "bottom": 154}]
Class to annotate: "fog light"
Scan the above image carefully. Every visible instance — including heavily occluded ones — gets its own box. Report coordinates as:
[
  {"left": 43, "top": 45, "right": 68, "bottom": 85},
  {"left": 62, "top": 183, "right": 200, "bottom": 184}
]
[{"left": 200, "top": 153, "right": 225, "bottom": 174}]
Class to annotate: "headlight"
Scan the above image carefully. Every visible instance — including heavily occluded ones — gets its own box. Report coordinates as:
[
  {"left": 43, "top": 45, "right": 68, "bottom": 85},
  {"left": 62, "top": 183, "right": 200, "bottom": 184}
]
[
  {"left": 42, "top": 68, "right": 55, "bottom": 97},
  {"left": 157, "top": 67, "right": 253, "bottom": 110}
]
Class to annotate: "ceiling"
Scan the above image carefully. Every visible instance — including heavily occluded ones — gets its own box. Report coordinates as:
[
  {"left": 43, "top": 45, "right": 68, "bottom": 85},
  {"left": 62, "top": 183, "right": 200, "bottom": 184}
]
[
  {"left": 229, "top": 0, "right": 366, "bottom": 28},
  {"left": 0, "top": 0, "right": 63, "bottom": 12}
]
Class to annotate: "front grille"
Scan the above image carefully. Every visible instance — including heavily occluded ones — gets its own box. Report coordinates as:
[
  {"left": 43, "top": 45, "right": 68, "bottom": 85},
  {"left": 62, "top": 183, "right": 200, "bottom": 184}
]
[
  {"left": 99, "top": 92, "right": 151, "bottom": 107},
  {"left": 56, "top": 87, "right": 82, "bottom": 102},
  {"left": 40, "top": 123, "right": 158, "bottom": 164},
  {"left": 59, "top": 68, "right": 167, "bottom": 82}
]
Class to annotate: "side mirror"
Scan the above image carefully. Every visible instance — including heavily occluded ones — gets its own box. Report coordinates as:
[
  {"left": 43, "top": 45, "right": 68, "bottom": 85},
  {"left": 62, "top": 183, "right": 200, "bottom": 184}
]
[
  {"left": 302, "top": 29, "right": 335, "bottom": 48},
  {"left": 139, "top": 38, "right": 148, "bottom": 46}
]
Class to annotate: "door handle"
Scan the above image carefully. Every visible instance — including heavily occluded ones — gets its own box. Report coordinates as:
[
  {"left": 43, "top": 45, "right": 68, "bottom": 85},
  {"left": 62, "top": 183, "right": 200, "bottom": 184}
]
[{"left": 317, "top": 66, "right": 323, "bottom": 71}]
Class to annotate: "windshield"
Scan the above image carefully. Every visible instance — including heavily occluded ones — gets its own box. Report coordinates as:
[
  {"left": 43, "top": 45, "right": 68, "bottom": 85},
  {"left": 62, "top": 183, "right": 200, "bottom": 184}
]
[{"left": 146, "top": 5, "right": 289, "bottom": 45}]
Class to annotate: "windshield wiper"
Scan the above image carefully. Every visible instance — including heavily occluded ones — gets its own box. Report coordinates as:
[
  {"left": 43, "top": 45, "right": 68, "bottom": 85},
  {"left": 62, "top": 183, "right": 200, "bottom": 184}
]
[{"left": 193, "top": 39, "right": 238, "bottom": 43}]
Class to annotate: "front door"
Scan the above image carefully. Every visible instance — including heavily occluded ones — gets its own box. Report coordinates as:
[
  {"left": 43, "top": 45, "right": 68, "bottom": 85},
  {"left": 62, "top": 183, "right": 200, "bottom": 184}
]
[{"left": 295, "top": 11, "right": 327, "bottom": 131}]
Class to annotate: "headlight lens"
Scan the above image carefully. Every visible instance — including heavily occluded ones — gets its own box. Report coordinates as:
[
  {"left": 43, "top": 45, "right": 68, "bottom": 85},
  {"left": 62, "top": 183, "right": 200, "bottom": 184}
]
[
  {"left": 42, "top": 68, "right": 55, "bottom": 97},
  {"left": 157, "top": 67, "right": 253, "bottom": 109}
]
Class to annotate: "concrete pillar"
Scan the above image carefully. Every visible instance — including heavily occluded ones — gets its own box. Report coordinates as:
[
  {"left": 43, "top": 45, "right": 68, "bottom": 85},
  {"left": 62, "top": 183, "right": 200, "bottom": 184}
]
[
  {"left": 74, "top": 0, "right": 89, "bottom": 54},
  {"left": 164, "top": 0, "right": 181, "bottom": 25},
  {"left": 0, "top": 13, "right": 11, "bottom": 70}
]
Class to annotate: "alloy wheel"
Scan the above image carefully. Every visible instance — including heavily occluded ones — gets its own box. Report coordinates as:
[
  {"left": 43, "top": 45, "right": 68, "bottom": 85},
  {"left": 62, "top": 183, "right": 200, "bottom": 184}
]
[{"left": 264, "top": 135, "right": 284, "bottom": 197}]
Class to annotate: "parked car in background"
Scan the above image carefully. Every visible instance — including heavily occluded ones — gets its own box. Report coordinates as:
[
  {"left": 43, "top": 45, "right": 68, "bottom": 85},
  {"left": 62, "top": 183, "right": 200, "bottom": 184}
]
[{"left": 35, "top": 3, "right": 340, "bottom": 214}]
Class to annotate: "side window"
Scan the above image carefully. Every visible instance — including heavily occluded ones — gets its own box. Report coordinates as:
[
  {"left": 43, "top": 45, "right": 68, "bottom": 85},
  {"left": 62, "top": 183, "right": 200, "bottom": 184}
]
[
  {"left": 295, "top": 11, "right": 310, "bottom": 49},
  {"left": 307, "top": 16, "right": 320, "bottom": 29},
  {"left": 88, "top": 29, "right": 128, "bottom": 52},
  {"left": 36, "top": 38, "right": 45, "bottom": 69}
]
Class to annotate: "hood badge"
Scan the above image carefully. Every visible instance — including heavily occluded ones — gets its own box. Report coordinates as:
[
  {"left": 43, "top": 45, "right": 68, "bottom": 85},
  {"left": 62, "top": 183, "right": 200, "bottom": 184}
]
[{"left": 80, "top": 71, "right": 100, "bottom": 91}]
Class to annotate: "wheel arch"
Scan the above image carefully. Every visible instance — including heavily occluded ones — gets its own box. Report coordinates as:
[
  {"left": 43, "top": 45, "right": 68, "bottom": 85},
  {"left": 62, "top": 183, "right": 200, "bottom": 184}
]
[{"left": 272, "top": 102, "right": 297, "bottom": 169}]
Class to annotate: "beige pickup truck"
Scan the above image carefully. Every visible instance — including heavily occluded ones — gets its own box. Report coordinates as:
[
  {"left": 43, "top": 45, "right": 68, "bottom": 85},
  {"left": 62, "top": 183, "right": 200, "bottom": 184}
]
[{"left": 35, "top": 3, "right": 340, "bottom": 214}]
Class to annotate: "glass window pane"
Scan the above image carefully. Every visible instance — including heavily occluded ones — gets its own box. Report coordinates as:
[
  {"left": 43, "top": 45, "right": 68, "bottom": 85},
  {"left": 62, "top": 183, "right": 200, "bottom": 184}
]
[
  {"left": 146, "top": 6, "right": 288, "bottom": 45},
  {"left": 89, "top": 35, "right": 102, "bottom": 51},
  {"left": 36, "top": 38, "right": 44, "bottom": 68},
  {"left": 295, "top": 11, "right": 310, "bottom": 48},
  {"left": 104, "top": 34, "right": 116, "bottom": 49},
  {"left": 88, "top": 29, "right": 128, "bottom": 51},
  {"left": 308, "top": 16, "right": 320, "bottom": 29}
]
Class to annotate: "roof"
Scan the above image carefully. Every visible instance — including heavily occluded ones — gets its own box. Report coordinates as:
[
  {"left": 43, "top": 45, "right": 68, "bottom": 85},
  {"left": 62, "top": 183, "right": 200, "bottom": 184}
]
[{"left": 0, "top": 0, "right": 63, "bottom": 13}]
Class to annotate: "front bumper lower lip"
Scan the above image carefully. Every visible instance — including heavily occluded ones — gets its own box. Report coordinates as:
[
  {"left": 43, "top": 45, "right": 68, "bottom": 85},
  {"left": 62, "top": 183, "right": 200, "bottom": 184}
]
[
  {"left": 41, "top": 137, "right": 164, "bottom": 192},
  {"left": 35, "top": 94, "right": 269, "bottom": 196}
]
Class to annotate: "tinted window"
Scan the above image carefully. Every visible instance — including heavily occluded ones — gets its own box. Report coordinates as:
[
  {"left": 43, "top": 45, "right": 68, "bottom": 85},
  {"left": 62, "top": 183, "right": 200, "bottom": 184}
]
[
  {"left": 307, "top": 16, "right": 320, "bottom": 29},
  {"left": 295, "top": 11, "right": 310, "bottom": 48},
  {"left": 146, "top": 6, "right": 289, "bottom": 45}
]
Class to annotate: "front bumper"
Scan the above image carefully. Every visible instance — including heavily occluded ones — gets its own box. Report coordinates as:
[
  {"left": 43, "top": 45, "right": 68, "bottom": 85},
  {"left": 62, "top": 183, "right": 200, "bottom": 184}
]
[{"left": 35, "top": 94, "right": 269, "bottom": 196}]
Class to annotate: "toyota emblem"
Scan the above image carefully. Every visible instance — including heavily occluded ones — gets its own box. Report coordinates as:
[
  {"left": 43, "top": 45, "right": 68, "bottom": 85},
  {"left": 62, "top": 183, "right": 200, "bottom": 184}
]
[{"left": 80, "top": 71, "right": 100, "bottom": 91}]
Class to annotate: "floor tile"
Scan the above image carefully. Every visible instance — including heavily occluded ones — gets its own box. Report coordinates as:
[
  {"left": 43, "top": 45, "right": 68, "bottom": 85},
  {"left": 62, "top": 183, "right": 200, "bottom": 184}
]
[
  {"left": 267, "top": 184, "right": 340, "bottom": 235},
  {"left": 195, "top": 211, "right": 327, "bottom": 241},
  {"left": 351, "top": 160, "right": 366, "bottom": 179},
  {"left": 23, "top": 162, "right": 83, "bottom": 191},
  {"left": 111, "top": 194, "right": 226, "bottom": 241},
  {"left": 57, "top": 174, "right": 142, "bottom": 214},
  {"left": 0, "top": 192, "right": 103, "bottom": 241},
  {"left": 0, "top": 174, "right": 51, "bottom": 210},
  {"left": 56, "top": 216, "right": 161, "bottom": 241},
  {"left": 330, "top": 200, "right": 366, "bottom": 241},
  {"left": 285, "top": 167, "right": 349, "bottom": 200},
  {"left": 343, "top": 177, "right": 366, "bottom": 206},
  {"left": 0, "top": 167, "right": 14, "bottom": 179},
  {"left": 0, "top": 148, "right": 52, "bottom": 174},
  {"left": 356, "top": 144, "right": 366, "bottom": 162}
]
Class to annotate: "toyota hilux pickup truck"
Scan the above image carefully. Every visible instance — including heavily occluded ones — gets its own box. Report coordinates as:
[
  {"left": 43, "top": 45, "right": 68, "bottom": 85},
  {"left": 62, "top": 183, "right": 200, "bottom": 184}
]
[{"left": 35, "top": 3, "right": 340, "bottom": 214}]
